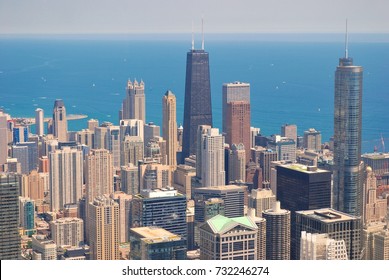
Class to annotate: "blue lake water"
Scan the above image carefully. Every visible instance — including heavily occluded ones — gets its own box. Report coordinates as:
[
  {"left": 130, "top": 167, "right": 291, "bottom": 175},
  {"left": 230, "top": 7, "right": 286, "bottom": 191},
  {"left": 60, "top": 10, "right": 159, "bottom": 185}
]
[{"left": 0, "top": 34, "right": 388, "bottom": 153}]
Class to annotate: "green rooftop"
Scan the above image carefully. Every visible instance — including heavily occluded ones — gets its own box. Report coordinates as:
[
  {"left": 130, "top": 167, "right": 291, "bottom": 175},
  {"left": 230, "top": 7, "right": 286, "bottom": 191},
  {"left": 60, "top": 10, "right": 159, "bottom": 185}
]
[{"left": 207, "top": 214, "right": 257, "bottom": 233}]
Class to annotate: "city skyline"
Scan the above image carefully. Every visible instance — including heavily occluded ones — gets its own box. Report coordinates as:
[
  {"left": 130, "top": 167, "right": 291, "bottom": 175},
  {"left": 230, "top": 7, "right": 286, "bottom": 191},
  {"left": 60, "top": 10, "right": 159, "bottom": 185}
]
[{"left": 1, "top": 7, "right": 389, "bottom": 262}]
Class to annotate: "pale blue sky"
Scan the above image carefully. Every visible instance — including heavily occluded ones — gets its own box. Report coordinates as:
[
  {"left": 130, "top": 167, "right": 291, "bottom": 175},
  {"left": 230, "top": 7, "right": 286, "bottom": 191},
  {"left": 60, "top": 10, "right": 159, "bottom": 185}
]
[{"left": 0, "top": 0, "right": 388, "bottom": 34}]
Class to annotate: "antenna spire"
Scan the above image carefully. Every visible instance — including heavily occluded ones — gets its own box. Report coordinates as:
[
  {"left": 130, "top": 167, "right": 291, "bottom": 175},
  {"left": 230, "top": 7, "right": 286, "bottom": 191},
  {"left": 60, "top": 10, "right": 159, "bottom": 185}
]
[
  {"left": 345, "top": 19, "right": 349, "bottom": 59},
  {"left": 191, "top": 21, "right": 194, "bottom": 50},
  {"left": 201, "top": 16, "right": 204, "bottom": 50}
]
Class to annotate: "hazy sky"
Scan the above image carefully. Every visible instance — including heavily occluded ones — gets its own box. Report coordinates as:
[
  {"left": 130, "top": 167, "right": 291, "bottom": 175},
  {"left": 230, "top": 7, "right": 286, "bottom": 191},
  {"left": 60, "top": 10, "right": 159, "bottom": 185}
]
[{"left": 0, "top": 0, "right": 388, "bottom": 34}]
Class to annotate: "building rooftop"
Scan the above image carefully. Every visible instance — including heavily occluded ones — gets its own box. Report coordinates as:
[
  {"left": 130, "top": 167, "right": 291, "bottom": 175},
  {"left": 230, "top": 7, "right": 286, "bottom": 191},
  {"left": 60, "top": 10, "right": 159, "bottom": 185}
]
[
  {"left": 206, "top": 214, "right": 257, "bottom": 234},
  {"left": 362, "top": 153, "right": 389, "bottom": 160},
  {"left": 131, "top": 227, "right": 181, "bottom": 244},
  {"left": 136, "top": 187, "right": 183, "bottom": 199},
  {"left": 279, "top": 163, "right": 329, "bottom": 174},
  {"left": 195, "top": 184, "right": 246, "bottom": 192},
  {"left": 296, "top": 208, "right": 359, "bottom": 223}
]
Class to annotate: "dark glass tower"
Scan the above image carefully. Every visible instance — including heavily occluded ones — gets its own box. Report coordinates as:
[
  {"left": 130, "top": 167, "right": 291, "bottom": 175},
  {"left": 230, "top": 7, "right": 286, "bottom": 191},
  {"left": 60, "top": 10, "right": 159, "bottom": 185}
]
[
  {"left": 182, "top": 48, "right": 212, "bottom": 160},
  {"left": 333, "top": 31, "right": 364, "bottom": 217}
]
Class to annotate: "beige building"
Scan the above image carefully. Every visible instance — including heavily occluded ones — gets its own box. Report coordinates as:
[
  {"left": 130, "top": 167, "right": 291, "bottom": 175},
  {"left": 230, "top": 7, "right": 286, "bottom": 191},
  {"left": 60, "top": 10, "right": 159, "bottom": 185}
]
[
  {"left": 374, "top": 229, "right": 389, "bottom": 260},
  {"left": 173, "top": 164, "right": 196, "bottom": 199},
  {"left": 49, "top": 147, "right": 83, "bottom": 212},
  {"left": 139, "top": 159, "right": 171, "bottom": 190},
  {"left": 364, "top": 166, "right": 387, "bottom": 225},
  {"left": 300, "top": 231, "right": 348, "bottom": 260},
  {"left": 111, "top": 192, "right": 132, "bottom": 243},
  {"left": 50, "top": 217, "right": 84, "bottom": 247},
  {"left": 120, "top": 135, "right": 144, "bottom": 166},
  {"left": 31, "top": 234, "right": 57, "bottom": 260},
  {"left": 162, "top": 90, "right": 178, "bottom": 167},
  {"left": 122, "top": 79, "right": 146, "bottom": 122},
  {"left": 228, "top": 143, "right": 246, "bottom": 183},
  {"left": 88, "top": 195, "right": 120, "bottom": 260},
  {"left": 249, "top": 188, "right": 276, "bottom": 218},
  {"left": 35, "top": 108, "right": 44, "bottom": 137},
  {"left": 303, "top": 128, "right": 322, "bottom": 151},
  {"left": 85, "top": 149, "right": 113, "bottom": 203},
  {"left": 199, "top": 214, "right": 261, "bottom": 260},
  {"left": 52, "top": 99, "right": 68, "bottom": 142}
]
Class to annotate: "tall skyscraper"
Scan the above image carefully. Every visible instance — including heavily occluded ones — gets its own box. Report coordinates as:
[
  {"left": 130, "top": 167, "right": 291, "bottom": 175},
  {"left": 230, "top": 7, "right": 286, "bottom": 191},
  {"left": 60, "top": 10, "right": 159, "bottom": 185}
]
[
  {"left": 0, "top": 112, "right": 9, "bottom": 165},
  {"left": 85, "top": 149, "right": 113, "bottom": 203},
  {"left": 162, "top": 90, "right": 178, "bottom": 167},
  {"left": 0, "top": 173, "right": 21, "bottom": 260},
  {"left": 333, "top": 28, "right": 364, "bottom": 217},
  {"left": 88, "top": 195, "right": 120, "bottom": 260},
  {"left": 49, "top": 147, "right": 83, "bottom": 212},
  {"left": 182, "top": 33, "right": 212, "bottom": 160},
  {"left": 223, "top": 82, "right": 251, "bottom": 161},
  {"left": 199, "top": 127, "right": 225, "bottom": 187},
  {"left": 19, "top": 197, "right": 35, "bottom": 236},
  {"left": 120, "top": 135, "right": 144, "bottom": 166},
  {"left": 276, "top": 163, "right": 332, "bottom": 259},
  {"left": 121, "top": 79, "right": 146, "bottom": 122},
  {"left": 52, "top": 99, "right": 68, "bottom": 142},
  {"left": 35, "top": 108, "right": 44, "bottom": 136},
  {"left": 120, "top": 163, "right": 139, "bottom": 195},
  {"left": 262, "top": 201, "right": 291, "bottom": 260}
]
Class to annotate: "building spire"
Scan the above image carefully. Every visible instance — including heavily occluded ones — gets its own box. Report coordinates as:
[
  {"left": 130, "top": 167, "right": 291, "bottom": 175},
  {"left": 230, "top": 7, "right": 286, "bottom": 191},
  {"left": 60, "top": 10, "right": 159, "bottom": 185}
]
[
  {"left": 192, "top": 21, "right": 194, "bottom": 50},
  {"left": 201, "top": 16, "right": 204, "bottom": 50},
  {"left": 345, "top": 19, "right": 349, "bottom": 59}
]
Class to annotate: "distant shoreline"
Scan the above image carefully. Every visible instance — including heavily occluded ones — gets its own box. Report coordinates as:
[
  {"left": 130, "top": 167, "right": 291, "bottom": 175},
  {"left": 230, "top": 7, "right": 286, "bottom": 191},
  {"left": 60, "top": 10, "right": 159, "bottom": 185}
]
[{"left": 12, "top": 114, "right": 88, "bottom": 125}]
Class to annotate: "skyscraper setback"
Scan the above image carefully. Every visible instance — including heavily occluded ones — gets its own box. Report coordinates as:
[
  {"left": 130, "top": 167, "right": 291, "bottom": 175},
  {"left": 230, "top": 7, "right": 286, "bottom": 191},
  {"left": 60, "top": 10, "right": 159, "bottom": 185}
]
[
  {"left": 333, "top": 28, "right": 364, "bottom": 217},
  {"left": 182, "top": 34, "right": 212, "bottom": 160},
  {"left": 121, "top": 79, "right": 146, "bottom": 123}
]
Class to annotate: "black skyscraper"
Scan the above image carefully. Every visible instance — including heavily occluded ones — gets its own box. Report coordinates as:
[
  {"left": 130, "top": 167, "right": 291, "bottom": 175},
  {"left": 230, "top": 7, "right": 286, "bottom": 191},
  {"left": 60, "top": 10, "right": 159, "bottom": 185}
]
[{"left": 182, "top": 47, "right": 212, "bottom": 161}]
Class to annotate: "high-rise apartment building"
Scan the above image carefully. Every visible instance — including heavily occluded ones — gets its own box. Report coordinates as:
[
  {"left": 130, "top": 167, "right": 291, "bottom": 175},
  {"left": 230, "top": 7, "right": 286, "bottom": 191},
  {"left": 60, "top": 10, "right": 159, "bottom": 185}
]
[
  {"left": 144, "top": 122, "right": 160, "bottom": 148},
  {"left": 50, "top": 217, "right": 84, "bottom": 247},
  {"left": 131, "top": 188, "right": 187, "bottom": 241},
  {"left": 52, "top": 99, "right": 68, "bottom": 142},
  {"left": 223, "top": 82, "right": 251, "bottom": 160},
  {"left": 138, "top": 159, "right": 171, "bottom": 190},
  {"left": 303, "top": 128, "right": 322, "bottom": 151},
  {"left": 276, "top": 163, "right": 332, "bottom": 259},
  {"left": 162, "top": 90, "right": 178, "bottom": 167},
  {"left": 85, "top": 149, "right": 113, "bottom": 203},
  {"left": 120, "top": 135, "right": 144, "bottom": 166},
  {"left": 0, "top": 173, "right": 21, "bottom": 260},
  {"left": 258, "top": 149, "right": 278, "bottom": 188},
  {"left": 182, "top": 42, "right": 212, "bottom": 160},
  {"left": 49, "top": 147, "right": 83, "bottom": 212},
  {"left": 120, "top": 119, "right": 144, "bottom": 141},
  {"left": 35, "top": 108, "right": 44, "bottom": 136},
  {"left": 172, "top": 164, "right": 196, "bottom": 199},
  {"left": 0, "top": 112, "right": 10, "bottom": 165},
  {"left": 198, "top": 127, "right": 225, "bottom": 187},
  {"left": 267, "top": 135, "right": 296, "bottom": 162},
  {"left": 295, "top": 208, "right": 361, "bottom": 260},
  {"left": 111, "top": 192, "right": 132, "bottom": 243},
  {"left": 120, "top": 163, "right": 139, "bottom": 195},
  {"left": 121, "top": 79, "right": 146, "bottom": 122},
  {"left": 262, "top": 201, "right": 291, "bottom": 260},
  {"left": 333, "top": 36, "right": 364, "bottom": 217},
  {"left": 88, "top": 195, "right": 120, "bottom": 260}
]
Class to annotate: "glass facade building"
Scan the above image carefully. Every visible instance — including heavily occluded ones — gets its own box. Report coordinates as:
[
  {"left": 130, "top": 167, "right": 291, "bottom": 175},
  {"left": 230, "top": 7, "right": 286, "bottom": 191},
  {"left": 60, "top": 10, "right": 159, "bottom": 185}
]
[{"left": 333, "top": 56, "right": 364, "bottom": 217}]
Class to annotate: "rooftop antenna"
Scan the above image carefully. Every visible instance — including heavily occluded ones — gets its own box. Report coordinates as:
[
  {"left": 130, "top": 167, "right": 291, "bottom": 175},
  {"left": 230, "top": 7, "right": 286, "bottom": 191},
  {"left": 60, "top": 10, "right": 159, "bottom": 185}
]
[
  {"left": 201, "top": 16, "right": 204, "bottom": 50},
  {"left": 345, "top": 19, "right": 349, "bottom": 59},
  {"left": 191, "top": 20, "right": 194, "bottom": 50}
]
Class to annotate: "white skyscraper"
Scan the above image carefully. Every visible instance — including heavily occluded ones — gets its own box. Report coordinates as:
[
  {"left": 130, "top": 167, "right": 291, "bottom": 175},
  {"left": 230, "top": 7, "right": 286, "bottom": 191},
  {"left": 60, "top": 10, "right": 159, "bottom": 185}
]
[
  {"left": 162, "top": 90, "right": 178, "bottom": 167},
  {"left": 35, "top": 108, "right": 44, "bottom": 136},
  {"left": 52, "top": 99, "right": 68, "bottom": 142},
  {"left": 199, "top": 127, "right": 225, "bottom": 187},
  {"left": 49, "top": 147, "right": 83, "bottom": 212},
  {"left": 0, "top": 111, "right": 9, "bottom": 165}
]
